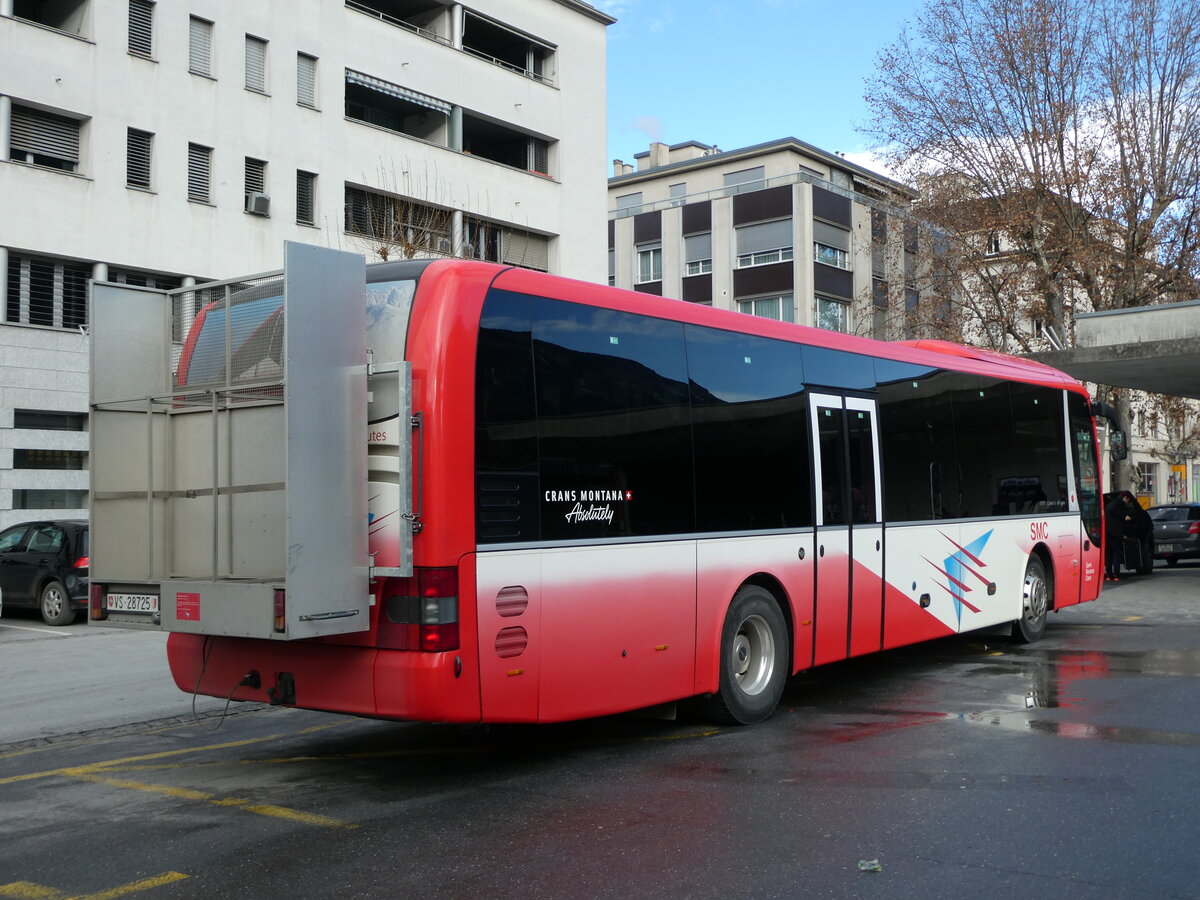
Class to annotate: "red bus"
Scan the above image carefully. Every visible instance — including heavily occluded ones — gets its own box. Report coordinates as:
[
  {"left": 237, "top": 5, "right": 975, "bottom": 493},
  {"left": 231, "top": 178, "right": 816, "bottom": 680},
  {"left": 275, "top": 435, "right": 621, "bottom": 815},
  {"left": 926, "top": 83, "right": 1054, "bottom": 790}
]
[{"left": 91, "top": 256, "right": 1103, "bottom": 725}]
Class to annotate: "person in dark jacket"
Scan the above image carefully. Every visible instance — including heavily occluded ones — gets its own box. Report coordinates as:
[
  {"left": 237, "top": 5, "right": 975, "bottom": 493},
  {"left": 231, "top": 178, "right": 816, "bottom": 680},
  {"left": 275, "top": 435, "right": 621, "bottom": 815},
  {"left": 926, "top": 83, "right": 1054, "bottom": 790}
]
[
  {"left": 1105, "top": 493, "right": 1131, "bottom": 580},
  {"left": 1120, "top": 491, "right": 1152, "bottom": 573}
]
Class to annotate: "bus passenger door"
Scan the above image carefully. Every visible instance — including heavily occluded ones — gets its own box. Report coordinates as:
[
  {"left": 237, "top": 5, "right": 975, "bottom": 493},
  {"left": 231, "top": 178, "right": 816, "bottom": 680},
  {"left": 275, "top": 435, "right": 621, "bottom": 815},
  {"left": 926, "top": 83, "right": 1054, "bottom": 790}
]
[{"left": 810, "top": 394, "right": 884, "bottom": 665}]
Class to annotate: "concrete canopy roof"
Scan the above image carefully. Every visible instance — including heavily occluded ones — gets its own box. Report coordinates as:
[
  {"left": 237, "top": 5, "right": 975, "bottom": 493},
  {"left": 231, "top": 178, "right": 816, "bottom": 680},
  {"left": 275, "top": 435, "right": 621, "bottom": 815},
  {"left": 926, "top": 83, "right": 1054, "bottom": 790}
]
[{"left": 1033, "top": 300, "right": 1200, "bottom": 400}]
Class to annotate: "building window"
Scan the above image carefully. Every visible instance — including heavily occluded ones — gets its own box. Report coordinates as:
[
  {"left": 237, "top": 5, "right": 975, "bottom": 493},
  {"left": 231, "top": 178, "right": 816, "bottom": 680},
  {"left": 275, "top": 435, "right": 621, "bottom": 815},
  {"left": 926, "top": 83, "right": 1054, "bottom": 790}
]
[
  {"left": 189, "top": 16, "right": 213, "bottom": 77},
  {"left": 13, "top": 449, "right": 87, "bottom": 470},
  {"left": 615, "top": 192, "right": 643, "bottom": 215},
  {"left": 13, "top": 490, "right": 88, "bottom": 510},
  {"left": 128, "top": 0, "right": 154, "bottom": 57},
  {"left": 669, "top": 182, "right": 687, "bottom": 205},
  {"left": 814, "top": 243, "right": 850, "bottom": 270},
  {"left": 9, "top": 104, "right": 81, "bottom": 173},
  {"left": 724, "top": 166, "right": 766, "bottom": 194},
  {"left": 1138, "top": 461, "right": 1158, "bottom": 498},
  {"left": 187, "top": 143, "right": 212, "bottom": 202},
  {"left": 986, "top": 231, "right": 1002, "bottom": 254},
  {"left": 245, "top": 35, "right": 268, "bottom": 93},
  {"left": 816, "top": 295, "right": 850, "bottom": 333},
  {"left": 813, "top": 220, "right": 851, "bottom": 270},
  {"left": 6, "top": 255, "right": 88, "bottom": 330},
  {"left": 608, "top": 248, "right": 615, "bottom": 286},
  {"left": 637, "top": 245, "right": 662, "bottom": 284},
  {"left": 735, "top": 219, "right": 793, "bottom": 268},
  {"left": 14, "top": 409, "right": 88, "bottom": 431},
  {"left": 12, "top": 0, "right": 89, "bottom": 35},
  {"left": 296, "top": 170, "right": 317, "bottom": 225},
  {"left": 737, "top": 294, "right": 794, "bottom": 323},
  {"left": 345, "top": 68, "right": 451, "bottom": 140},
  {"left": 244, "top": 156, "right": 267, "bottom": 204},
  {"left": 344, "top": 185, "right": 452, "bottom": 256},
  {"left": 297, "top": 53, "right": 318, "bottom": 108},
  {"left": 126, "top": 128, "right": 152, "bottom": 189},
  {"left": 684, "top": 233, "right": 712, "bottom": 276},
  {"left": 465, "top": 217, "right": 501, "bottom": 263},
  {"left": 500, "top": 229, "right": 549, "bottom": 272}
]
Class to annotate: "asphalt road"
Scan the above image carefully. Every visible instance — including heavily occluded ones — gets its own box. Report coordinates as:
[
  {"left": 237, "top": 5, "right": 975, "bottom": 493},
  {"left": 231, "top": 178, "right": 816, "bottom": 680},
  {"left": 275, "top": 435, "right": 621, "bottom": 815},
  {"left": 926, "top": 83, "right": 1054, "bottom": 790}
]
[{"left": 2, "top": 563, "right": 1199, "bottom": 899}]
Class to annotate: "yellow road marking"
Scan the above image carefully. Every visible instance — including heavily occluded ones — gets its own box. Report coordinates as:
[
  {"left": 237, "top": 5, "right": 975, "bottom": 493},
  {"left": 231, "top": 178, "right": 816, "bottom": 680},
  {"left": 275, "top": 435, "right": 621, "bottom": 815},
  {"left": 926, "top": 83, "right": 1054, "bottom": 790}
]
[
  {"left": 0, "top": 872, "right": 187, "bottom": 900},
  {"left": 73, "top": 773, "right": 357, "bottom": 830}
]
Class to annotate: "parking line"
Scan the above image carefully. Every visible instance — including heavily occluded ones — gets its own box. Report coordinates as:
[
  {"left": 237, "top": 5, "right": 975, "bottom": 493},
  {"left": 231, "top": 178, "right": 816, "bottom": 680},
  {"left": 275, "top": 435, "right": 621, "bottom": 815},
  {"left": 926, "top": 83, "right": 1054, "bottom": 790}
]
[
  {"left": 73, "top": 773, "right": 358, "bottom": 830},
  {"left": 0, "top": 871, "right": 188, "bottom": 900},
  {"left": 0, "top": 622, "right": 71, "bottom": 637}
]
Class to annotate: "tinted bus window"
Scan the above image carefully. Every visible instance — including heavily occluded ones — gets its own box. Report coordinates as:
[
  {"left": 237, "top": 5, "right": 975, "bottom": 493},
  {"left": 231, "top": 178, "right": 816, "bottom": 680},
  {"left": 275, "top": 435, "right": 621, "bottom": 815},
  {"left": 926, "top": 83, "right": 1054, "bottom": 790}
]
[
  {"left": 687, "top": 326, "right": 811, "bottom": 531},
  {"left": 532, "top": 297, "right": 693, "bottom": 540},
  {"left": 476, "top": 291, "right": 539, "bottom": 543},
  {"left": 952, "top": 377, "right": 1016, "bottom": 517},
  {"left": 801, "top": 346, "right": 876, "bottom": 391},
  {"left": 1009, "top": 382, "right": 1068, "bottom": 512},
  {"left": 876, "top": 363, "right": 960, "bottom": 521}
]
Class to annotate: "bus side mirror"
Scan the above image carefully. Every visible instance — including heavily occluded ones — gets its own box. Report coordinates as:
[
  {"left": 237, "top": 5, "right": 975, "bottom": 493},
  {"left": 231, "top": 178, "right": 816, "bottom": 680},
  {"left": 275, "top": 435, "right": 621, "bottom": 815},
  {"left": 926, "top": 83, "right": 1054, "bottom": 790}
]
[{"left": 1110, "top": 430, "right": 1128, "bottom": 461}]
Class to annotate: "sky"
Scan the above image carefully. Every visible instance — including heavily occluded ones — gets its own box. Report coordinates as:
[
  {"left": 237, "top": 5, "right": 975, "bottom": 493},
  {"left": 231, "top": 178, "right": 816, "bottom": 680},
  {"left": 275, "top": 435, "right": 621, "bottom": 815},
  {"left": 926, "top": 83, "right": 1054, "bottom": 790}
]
[{"left": 599, "top": 0, "right": 927, "bottom": 177}]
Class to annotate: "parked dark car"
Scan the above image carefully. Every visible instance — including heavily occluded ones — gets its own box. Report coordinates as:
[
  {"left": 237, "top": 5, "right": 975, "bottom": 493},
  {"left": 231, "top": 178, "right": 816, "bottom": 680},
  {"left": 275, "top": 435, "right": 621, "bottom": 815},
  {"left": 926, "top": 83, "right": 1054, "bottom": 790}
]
[
  {"left": 1149, "top": 504, "right": 1200, "bottom": 566},
  {"left": 0, "top": 520, "right": 89, "bottom": 625}
]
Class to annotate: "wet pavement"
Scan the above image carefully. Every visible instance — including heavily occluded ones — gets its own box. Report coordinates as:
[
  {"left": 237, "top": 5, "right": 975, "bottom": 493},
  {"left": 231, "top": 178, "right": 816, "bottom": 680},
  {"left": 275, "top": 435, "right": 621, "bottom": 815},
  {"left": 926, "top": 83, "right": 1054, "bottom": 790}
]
[{"left": 2, "top": 563, "right": 1198, "bottom": 899}]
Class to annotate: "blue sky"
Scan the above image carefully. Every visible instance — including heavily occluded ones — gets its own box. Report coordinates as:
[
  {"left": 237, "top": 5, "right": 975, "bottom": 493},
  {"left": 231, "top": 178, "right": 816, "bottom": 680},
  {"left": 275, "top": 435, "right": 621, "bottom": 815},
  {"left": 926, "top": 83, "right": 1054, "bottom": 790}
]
[{"left": 600, "top": 0, "right": 926, "bottom": 175}]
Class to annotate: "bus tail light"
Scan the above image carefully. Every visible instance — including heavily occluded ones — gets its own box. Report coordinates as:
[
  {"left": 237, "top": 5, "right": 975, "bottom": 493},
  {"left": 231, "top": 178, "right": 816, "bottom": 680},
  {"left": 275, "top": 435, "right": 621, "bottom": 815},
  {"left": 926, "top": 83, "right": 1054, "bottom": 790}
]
[
  {"left": 379, "top": 567, "right": 459, "bottom": 652},
  {"left": 90, "top": 583, "right": 108, "bottom": 621}
]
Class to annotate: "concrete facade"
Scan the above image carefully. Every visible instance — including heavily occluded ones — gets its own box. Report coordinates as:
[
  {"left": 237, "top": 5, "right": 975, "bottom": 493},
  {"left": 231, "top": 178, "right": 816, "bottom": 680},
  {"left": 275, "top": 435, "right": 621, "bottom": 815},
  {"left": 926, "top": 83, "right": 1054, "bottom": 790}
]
[{"left": 0, "top": 0, "right": 612, "bottom": 529}]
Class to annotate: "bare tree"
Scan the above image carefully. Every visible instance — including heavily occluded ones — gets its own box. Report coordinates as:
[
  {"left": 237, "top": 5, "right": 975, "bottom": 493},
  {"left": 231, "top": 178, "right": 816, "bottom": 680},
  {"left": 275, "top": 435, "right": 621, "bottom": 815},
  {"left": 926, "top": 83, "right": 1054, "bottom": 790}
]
[
  {"left": 864, "top": 0, "right": 1200, "bottom": 333},
  {"left": 863, "top": 0, "right": 1200, "bottom": 487}
]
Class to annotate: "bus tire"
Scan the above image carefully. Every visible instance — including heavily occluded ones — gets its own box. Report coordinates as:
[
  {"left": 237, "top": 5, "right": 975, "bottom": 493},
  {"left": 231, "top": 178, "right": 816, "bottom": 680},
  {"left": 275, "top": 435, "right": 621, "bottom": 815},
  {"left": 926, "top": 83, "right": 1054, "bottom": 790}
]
[
  {"left": 707, "top": 585, "right": 788, "bottom": 725},
  {"left": 1011, "top": 555, "right": 1049, "bottom": 643}
]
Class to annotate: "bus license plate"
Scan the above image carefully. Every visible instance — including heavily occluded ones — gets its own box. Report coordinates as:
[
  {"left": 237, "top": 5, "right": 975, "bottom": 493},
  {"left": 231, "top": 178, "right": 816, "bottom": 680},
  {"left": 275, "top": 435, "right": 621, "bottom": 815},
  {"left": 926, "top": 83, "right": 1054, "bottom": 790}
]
[{"left": 107, "top": 593, "right": 160, "bottom": 613}]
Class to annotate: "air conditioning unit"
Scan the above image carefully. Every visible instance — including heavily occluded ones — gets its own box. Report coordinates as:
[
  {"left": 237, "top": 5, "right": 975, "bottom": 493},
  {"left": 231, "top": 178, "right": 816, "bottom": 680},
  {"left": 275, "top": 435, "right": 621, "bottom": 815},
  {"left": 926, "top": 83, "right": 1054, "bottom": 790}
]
[{"left": 245, "top": 192, "right": 270, "bottom": 216}]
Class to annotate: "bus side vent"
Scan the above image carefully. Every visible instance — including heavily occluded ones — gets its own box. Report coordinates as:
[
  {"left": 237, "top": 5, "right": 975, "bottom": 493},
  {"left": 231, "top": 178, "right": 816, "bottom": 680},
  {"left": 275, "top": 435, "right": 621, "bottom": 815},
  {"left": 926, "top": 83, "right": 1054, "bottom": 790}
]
[
  {"left": 495, "top": 585, "right": 529, "bottom": 618},
  {"left": 495, "top": 626, "right": 529, "bottom": 658}
]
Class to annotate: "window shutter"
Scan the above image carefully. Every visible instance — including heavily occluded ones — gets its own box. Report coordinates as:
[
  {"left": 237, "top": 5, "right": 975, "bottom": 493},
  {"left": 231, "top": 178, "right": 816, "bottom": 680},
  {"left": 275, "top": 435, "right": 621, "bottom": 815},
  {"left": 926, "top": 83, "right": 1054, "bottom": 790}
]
[
  {"left": 813, "top": 221, "right": 850, "bottom": 251},
  {"left": 126, "top": 128, "right": 152, "bottom": 188},
  {"left": 188, "top": 144, "right": 211, "bottom": 202},
  {"left": 297, "top": 53, "right": 317, "bottom": 107},
  {"left": 502, "top": 230, "right": 549, "bottom": 271},
  {"left": 685, "top": 233, "right": 712, "bottom": 262},
  {"left": 128, "top": 0, "right": 153, "bottom": 56},
  {"left": 528, "top": 138, "right": 549, "bottom": 175},
  {"left": 296, "top": 171, "right": 316, "bottom": 224},
  {"left": 11, "top": 106, "right": 80, "bottom": 166},
  {"left": 245, "top": 157, "right": 266, "bottom": 196},
  {"left": 189, "top": 17, "right": 212, "bottom": 76},
  {"left": 736, "top": 219, "right": 792, "bottom": 254},
  {"left": 245, "top": 35, "right": 267, "bottom": 92}
]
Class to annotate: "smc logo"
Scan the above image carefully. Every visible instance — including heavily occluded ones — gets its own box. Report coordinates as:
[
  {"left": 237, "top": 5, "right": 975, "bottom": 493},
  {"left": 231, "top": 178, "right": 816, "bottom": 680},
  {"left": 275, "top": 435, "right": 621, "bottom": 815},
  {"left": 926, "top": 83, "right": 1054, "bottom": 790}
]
[{"left": 1030, "top": 521, "right": 1050, "bottom": 542}]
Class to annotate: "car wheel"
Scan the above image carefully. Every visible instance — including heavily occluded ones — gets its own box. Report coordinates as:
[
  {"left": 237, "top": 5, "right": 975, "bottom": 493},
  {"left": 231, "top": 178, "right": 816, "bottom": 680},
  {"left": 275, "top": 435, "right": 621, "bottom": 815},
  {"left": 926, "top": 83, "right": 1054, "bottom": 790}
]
[
  {"left": 706, "top": 585, "right": 789, "bottom": 725},
  {"left": 1011, "top": 555, "right": 1049, "bottom": 643},
  {"left": 40, "top": 580, "right": 75, "bottom": 626}
]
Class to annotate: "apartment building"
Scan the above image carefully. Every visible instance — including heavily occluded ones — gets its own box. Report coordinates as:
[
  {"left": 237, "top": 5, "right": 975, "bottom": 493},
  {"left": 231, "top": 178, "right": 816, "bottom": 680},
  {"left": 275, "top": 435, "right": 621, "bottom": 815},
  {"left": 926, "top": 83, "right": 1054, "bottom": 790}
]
[
  {"left": 607, "top": 138, "right": 917, "bottom": 337},
  {"left": 0, "top": 0, "right": 613, "bottom": 529}
]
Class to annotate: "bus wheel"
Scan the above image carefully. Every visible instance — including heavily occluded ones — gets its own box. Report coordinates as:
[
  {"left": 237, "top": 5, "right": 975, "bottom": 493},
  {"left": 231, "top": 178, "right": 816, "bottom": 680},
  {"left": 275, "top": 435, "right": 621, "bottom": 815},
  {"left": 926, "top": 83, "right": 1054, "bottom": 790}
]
[
  {"left": 1011, "top": 555, "right": 1049, "bottom": 643},
  {"left": 707, "top": 585, "right": 788, "bottom": 725}
]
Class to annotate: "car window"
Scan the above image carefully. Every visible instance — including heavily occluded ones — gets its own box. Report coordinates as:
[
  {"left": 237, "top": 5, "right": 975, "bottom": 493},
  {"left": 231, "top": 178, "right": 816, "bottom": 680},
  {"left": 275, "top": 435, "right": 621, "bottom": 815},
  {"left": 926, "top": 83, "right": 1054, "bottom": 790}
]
[
  {"left": 0, "top": 525, "right": 28, "bottom": 553},
  {"left": 26, "top": 525, "right": 64, "bottom": 554},
  {"left": 1149, "top": 507, "right": 1186, "bottom": 522}
]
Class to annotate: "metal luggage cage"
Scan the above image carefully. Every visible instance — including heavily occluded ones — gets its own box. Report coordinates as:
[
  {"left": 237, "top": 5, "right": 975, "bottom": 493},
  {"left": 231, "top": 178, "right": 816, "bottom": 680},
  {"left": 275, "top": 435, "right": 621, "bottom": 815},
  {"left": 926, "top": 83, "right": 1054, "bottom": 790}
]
[{"left": 89, "top": 243, "right": 404, "bottom": 640}]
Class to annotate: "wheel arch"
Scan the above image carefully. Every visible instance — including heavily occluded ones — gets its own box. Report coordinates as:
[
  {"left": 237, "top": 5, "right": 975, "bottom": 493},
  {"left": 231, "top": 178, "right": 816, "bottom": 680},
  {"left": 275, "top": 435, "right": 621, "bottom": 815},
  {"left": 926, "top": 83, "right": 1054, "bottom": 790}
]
[{"left": 739, "top": 573, "right": 795, "bottom": 671}]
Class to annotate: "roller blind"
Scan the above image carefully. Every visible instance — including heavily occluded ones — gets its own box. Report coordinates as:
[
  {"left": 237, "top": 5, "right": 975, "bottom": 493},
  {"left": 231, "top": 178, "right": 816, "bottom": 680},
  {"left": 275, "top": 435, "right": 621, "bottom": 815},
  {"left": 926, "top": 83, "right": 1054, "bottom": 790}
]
[{"left": 11, "top": 106, "right": 80, "bottom": 166}]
